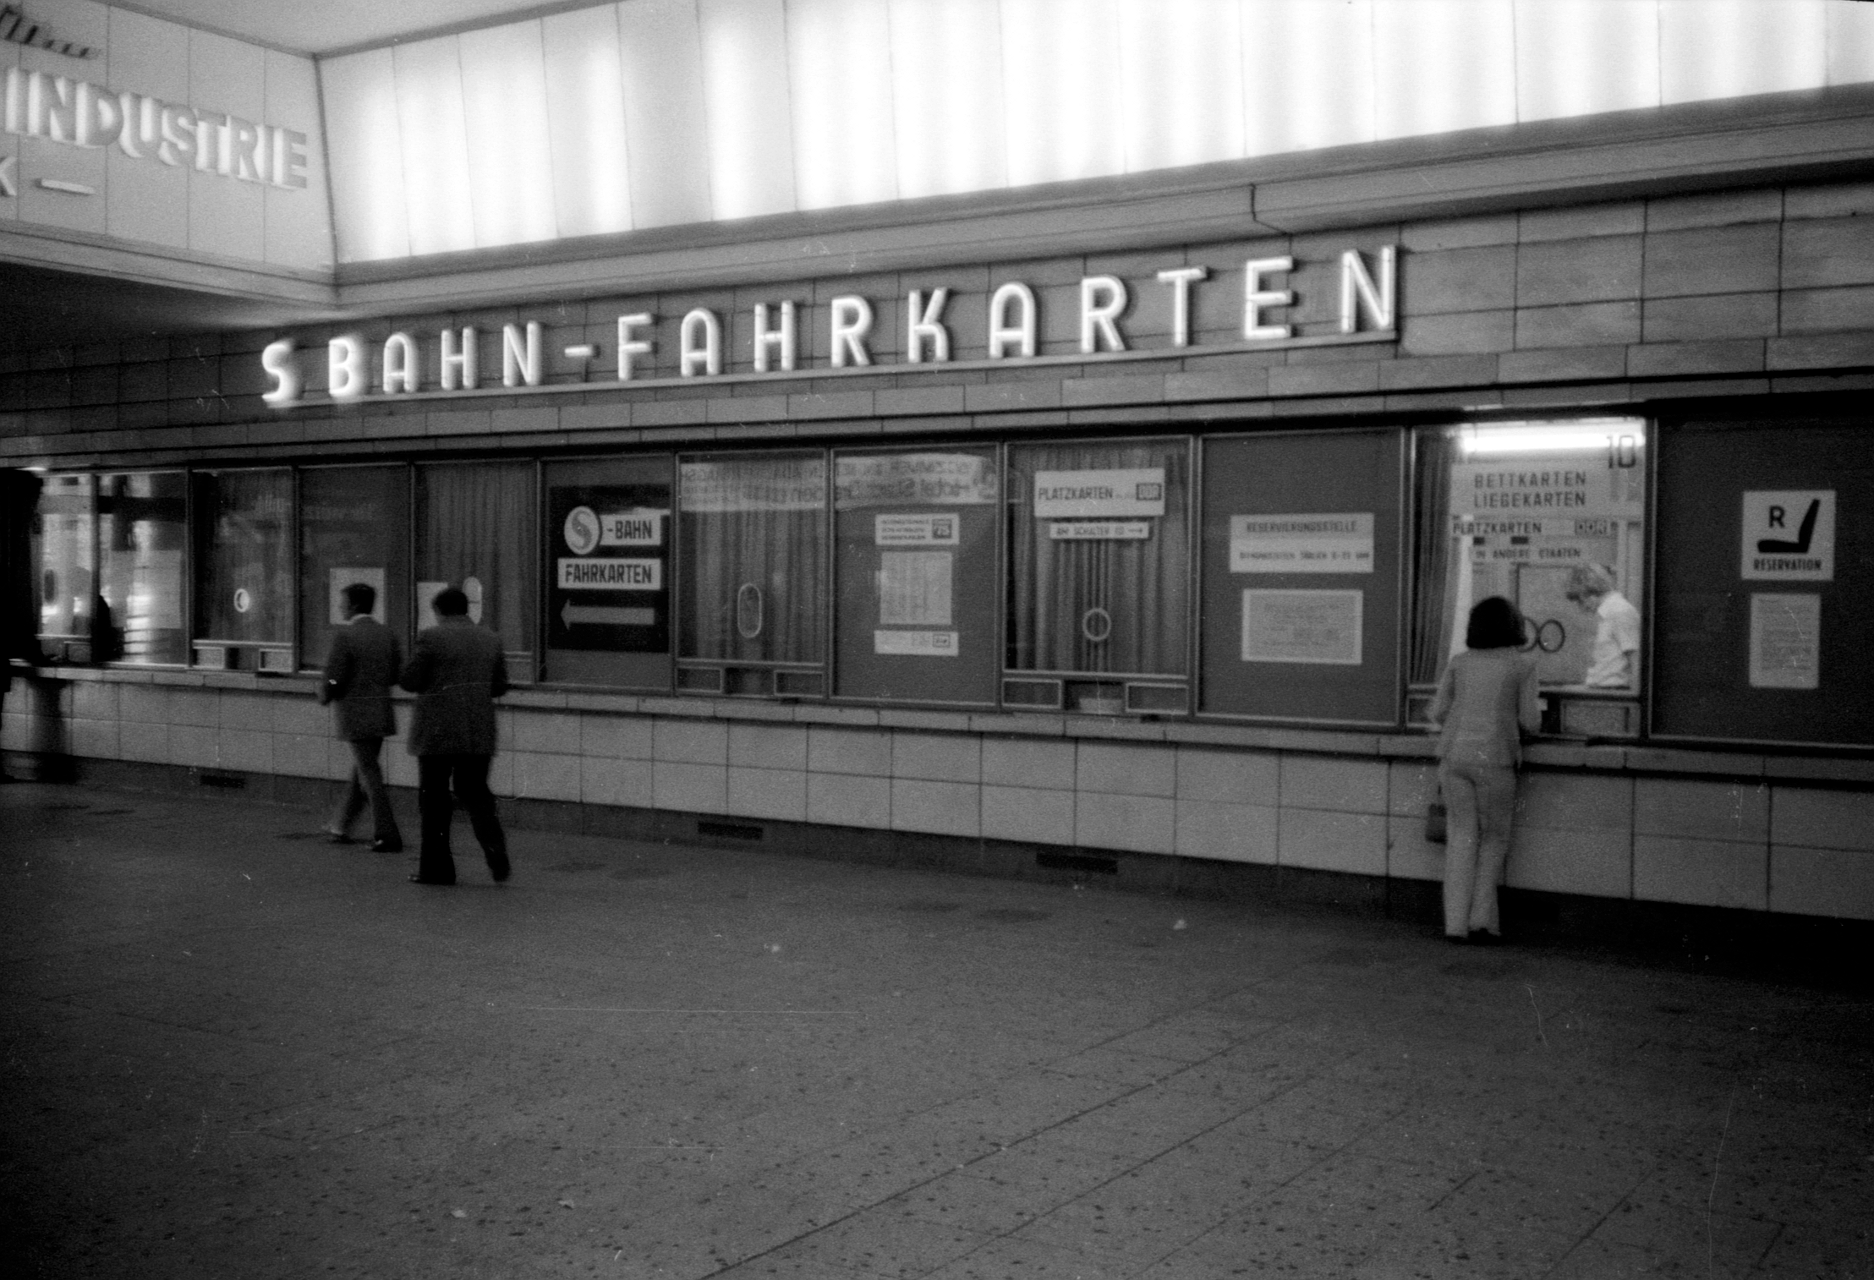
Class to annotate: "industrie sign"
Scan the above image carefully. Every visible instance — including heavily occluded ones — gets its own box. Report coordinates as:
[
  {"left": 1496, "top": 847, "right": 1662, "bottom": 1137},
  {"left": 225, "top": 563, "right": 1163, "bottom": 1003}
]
[
  {"left": 0, "top": 64, "right": 312, "bottom": 195},
  {"left": 260, "top": 246, "right": 1397, "bottom": 408}
]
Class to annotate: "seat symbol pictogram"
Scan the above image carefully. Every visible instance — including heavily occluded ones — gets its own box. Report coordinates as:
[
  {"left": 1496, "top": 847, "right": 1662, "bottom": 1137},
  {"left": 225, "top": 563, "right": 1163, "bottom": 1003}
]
[{"left": 1757, "top": 499, "right": 1819, "bottom": 555}]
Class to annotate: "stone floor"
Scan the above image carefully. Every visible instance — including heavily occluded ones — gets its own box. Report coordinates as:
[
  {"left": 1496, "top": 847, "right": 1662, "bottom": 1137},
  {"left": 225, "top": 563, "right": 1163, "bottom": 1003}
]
[{"left": 1, "top": 779, "right": 1870, "bottom": 1280}]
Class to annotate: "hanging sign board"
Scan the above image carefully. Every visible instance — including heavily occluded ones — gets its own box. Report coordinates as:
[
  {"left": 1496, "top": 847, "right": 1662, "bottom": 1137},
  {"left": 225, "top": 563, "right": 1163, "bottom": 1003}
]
[
  {"left": 1049, "top": 520, "right": 1151, "bottom": 540},
  {"left": 1230, "top": 513, "right": 1373, "bottom": 573},
  {"left": 1033, "top": 469, "right": 1165, "bottom": 518},
  {"left": 548, "top": 484, "right": 671, "bottom": 652},
  {"left": 1741, "top": 491, "right": 1834, "bottom": 581}
]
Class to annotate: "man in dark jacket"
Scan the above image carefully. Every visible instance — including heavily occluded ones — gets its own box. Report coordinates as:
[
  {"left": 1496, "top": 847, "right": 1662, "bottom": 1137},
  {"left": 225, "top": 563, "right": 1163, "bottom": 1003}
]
[
  {"left": 320, "top": 582, "right": 404, "bottom": 852},
  {"left": 400, "top": 585, "right": 509, "bottom": 885}
]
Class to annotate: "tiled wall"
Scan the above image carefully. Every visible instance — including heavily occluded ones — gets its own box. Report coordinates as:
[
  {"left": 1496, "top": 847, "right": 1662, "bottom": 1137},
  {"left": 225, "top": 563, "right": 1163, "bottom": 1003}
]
[
  {"left": 3, "top": 181, "right": 1872, "bottom": 463},
  {"left": 8, "top": 675, "right": 1872, "bottom": 922}
]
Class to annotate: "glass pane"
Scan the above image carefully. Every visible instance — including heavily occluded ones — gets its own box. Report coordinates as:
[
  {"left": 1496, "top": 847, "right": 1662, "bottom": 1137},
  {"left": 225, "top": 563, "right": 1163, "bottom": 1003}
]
[
  {"left": 677, "top": 454, "right": 826, "bottom": 664},
  {"left": 1006, "top": 439, "right": 1189, "bottom": 677},
  {"left": 544, "top": 456, "right": 673, "bottom": 689},
  {"left": 193, "top": 470, "right": 293, "bottom": 644},
  {"left": 99, "top": 472, "right": 187, "bottom": 665},
  {"left": 1412, "top": 420, "right": 1647, "bottom": 690},
  {"left": 34, "top": 473, "right": 93, "bottom": 644},
  {"left": 417, "top": 462, "right": 537, "bottom": 658},
  {"left": 833, "top": 449, "right": 999, "bottom": 702},
  {"left": 300, "top": 467, "right": 409, "bottom": 671}
]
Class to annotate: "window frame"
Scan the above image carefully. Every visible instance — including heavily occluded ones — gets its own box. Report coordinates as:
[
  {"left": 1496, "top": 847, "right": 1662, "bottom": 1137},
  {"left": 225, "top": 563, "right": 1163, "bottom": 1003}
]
[
  {"left": 828, "top": 441, "right": 1004, "bottom": 708},
  {"left": 189, "top": 465, "right": 297, "bottom": 673},
  {"left": 673, "top": 448, "right": 831, "bottom": 699},
  {"left": 1001, "top": 433, "right": 1196, "bottom": 716}
]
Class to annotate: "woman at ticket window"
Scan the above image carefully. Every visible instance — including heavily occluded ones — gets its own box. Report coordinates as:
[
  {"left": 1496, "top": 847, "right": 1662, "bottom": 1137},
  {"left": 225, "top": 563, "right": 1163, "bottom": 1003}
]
[
  {"left": 1565, "top": 563, "right": 1640, "bottom": 688},
  {"left": 1430, "top": 597, "right": 1541, "bottom": 944}
]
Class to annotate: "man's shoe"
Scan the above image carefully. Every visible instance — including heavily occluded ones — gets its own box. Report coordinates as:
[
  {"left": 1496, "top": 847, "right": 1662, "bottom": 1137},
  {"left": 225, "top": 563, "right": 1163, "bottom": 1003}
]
[
  {"left": 408, "top": 874, "right": 454, "bottom": 886},
  {"left": 487, "top": 852, "right": 511, "bottom": 883},
  {"left": 325, "top": 829, "right": 355, "bottom": 845},
  {"left": 372, "top": 839, "right": 404, "bottom": 853}
]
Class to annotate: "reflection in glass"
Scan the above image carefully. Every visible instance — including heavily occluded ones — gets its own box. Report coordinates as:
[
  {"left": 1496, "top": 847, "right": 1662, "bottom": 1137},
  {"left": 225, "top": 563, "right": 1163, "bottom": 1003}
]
[
  {"left": 301, "top": 467, "right": 409, "bottom": 670},
  {"left": 194, "top": 470, "right": 293, "bottom": 643},
  {"left": 418, "top": 462, "right": 536, "bottom": 658},
  {"left": 678, "top": 454, "right": 825, "bottom": 664},
  {"left": 99, "top": 472, "right": 187, "bottom": 664},
  {"left": 34, "top": 473, "right": 93, "bottom": 648},
  {"left": 1006, "top": 440, "right": 1189, "bottom": 677}
]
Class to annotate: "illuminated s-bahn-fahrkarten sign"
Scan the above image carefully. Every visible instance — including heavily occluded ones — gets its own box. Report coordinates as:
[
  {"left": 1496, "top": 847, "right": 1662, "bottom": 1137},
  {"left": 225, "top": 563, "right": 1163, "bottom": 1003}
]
[{"left": 261, "top": 246, "right": 1398, "bottom": 408}]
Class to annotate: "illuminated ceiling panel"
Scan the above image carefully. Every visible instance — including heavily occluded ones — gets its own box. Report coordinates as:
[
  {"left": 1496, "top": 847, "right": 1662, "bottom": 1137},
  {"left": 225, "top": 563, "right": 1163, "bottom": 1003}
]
[{"left": 320, "top": 0, "right": 1874, "bottom": 263}]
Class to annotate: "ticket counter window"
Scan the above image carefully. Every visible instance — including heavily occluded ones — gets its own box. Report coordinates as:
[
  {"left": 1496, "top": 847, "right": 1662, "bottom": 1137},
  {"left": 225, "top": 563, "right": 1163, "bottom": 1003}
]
[
  {"left": 676, "top": 453, "right": 827, "bottom": 697},
  {"left": 33, "top": 473, "right": 94, "bottom": 662},
  {"left": 417, "top": 462, "right": 537, "bottom": 671},
  {"left": 1411, "top": 421, "right": 1647, "bottom": 737},
  {"left": 1005, "top": 439, "right": 1191, "bottom": 714},
  {"left": 300, "top": 466, "right": 410, "bottom": 670},
  {"left": 833, "top": 449, "right": 999, "bottom": 705},
  {"left": 192, "top": 469, "right": 294, "bottom": 670},
  {"left": 99, "top": 472, "right": 187, "bottom": 665}
]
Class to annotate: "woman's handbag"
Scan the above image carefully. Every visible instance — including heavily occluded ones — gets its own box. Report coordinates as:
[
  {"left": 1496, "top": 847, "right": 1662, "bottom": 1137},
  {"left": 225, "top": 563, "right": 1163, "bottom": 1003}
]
[{"left": 1424, "top": 785, "right": 1447, "bottom": 844}]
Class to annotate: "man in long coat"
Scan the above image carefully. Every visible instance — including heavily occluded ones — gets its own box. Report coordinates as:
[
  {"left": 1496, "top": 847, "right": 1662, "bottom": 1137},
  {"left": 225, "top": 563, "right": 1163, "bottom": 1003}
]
[
  {"left": 320, "top": 582, "right": 404, "bottom": 851},
  {"left": 400, "top": 585, "right": 509, "bottom": 885}
]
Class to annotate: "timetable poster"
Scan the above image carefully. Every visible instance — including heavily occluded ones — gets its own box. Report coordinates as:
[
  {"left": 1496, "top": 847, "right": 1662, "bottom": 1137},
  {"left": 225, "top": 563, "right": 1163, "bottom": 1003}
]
[{"left": 547, "top": 483, "right": 671, "bottom": 653}]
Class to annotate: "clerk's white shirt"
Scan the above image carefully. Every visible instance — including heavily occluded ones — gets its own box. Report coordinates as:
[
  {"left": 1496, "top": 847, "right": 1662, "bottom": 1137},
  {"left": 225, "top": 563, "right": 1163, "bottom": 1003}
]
[{"left": 1584, "top": 590, "right": 1640, "bottom": 687}]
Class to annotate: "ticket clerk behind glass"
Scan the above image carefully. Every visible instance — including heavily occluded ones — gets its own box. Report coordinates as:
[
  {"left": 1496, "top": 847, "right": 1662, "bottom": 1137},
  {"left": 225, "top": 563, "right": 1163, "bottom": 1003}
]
[{"left": 1565, "top": 562, "right": 1640, "bottom": 689}]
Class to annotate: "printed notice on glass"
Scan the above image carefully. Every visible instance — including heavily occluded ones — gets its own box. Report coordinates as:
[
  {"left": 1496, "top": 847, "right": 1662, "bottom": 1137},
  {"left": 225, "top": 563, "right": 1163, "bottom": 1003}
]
[
  {"left": 1033, "top": 468, "right": 1165, "bottom": 518},
  {"left": 874, "top": 629, "right": 958, "bottom": 657},
  {"left": 679, "top": 458, "right": 825, "bottom": 512},
  {"left": 1049, "top": 520, "right": 1151, "bottom": 541},
  {"left": 1241, "top": 589, "right": 1363, "bottom": 665},
  {"left": 878, "top": 550, "right": 953, "bottom": 626},
  {"left": 1230, "top": 514, "right": 1373, "bottom": 573},
  {"left": 875, "top": 513, "right": 959, "bottom": 546},
  {"left": 1748, "top": 593, "right": 1820, "bottom": 689},
  {"left": 836, "top": 453, "right": 998, "bottom": 507},
  {"left": 556, "top": 558, "right": 663, "bottom": 591}
]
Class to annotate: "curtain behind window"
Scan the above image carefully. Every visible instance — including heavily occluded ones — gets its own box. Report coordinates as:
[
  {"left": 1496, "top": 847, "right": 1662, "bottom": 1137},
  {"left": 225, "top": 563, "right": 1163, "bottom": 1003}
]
[
  {"left": 678, "top": 456, "right": 825, "bottom": 664},
  {"left": 194, "top": 470, "right": 292, "bottom": 643},
  {"left": 1007, "top": 441, "right": 1188, "bottom": 676},
  {"left": 418, "top": 462, "right": 536, "bottom": 655},
  {"left": 1408, "top": 430, "right": 1457, "bottom": 684}
]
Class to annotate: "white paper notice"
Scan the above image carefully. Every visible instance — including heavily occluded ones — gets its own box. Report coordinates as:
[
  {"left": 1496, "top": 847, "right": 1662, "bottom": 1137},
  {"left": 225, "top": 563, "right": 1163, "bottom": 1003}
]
[
  {"left": 416, "top": 580, "right": 447, "bottom": 630},
  {"left": 875, "top": 513, "right": 959, "bottom": 546},
  {"left": 874, "top": 630, "right": 958, "bottom": 657},
  {"left": 878, "top": 551, "right": 953, "bottom": 626},
  {"left": 1748, "top": 593, "right": 1820, "bottom": 689},
  {"left": 329, "top": 567, "right": 387, "bottom": 623},
  {"left": 1242, "top": 589, "right": 1363, "bottom": 665},
  {"left": 1230, "top": 514, "right": 1373, "bottom": 573}
]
